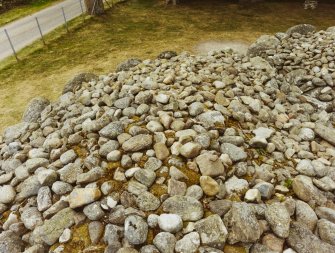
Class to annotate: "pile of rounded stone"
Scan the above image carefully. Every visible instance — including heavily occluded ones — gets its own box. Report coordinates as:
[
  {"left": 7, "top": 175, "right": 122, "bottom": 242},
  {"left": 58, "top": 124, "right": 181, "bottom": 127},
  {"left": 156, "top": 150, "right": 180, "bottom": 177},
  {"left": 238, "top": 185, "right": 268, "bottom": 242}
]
[{"left": 0, "top": 24, "right": 335, "bottom": 253}]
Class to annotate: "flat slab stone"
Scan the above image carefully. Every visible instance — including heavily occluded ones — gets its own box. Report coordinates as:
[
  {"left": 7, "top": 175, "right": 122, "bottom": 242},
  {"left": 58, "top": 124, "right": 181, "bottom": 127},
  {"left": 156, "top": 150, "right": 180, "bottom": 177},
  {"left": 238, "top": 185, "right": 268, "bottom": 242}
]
[
  {"left": 0, "top": 231, "right": 25, "bottom": 253},
  {"left": 194, "top": 214, "right": 228, "bottom": 249},
  {"left": 162, "top": 195, "right": 204, "bottom": 221},
  {"left": 122, "top": 134, "right": 153, "bottom": 152},
  {"left": 32, "top": 208, "right": 76, "bottom": 245},
  {"left": 223, "top": 203, "right": 261, "bottom": 244},
  {"left": 315, "top": 123, "right": 335, "bottom": 146},
  {"left": 68, "top": 188, "right": 102, "bottom": 209},
  {"left": 220, "top": 143, "right": 247, "bottom": 162},
  {"left": 287, "top": 222, "right": 335, "bottom": 253}
]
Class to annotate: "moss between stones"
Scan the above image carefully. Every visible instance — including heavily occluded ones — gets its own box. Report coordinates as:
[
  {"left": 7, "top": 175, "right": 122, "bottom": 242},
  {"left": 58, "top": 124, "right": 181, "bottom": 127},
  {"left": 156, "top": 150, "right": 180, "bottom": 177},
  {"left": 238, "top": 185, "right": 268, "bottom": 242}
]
[
  {"left": 72, "top": 145, "right": 89, "bottom": 160},
  {"left": 51, "top": 223, "right": 105, "bottom": 253},
  {"left": 224, "top": 245, "right": 247, "bottom": 253}
]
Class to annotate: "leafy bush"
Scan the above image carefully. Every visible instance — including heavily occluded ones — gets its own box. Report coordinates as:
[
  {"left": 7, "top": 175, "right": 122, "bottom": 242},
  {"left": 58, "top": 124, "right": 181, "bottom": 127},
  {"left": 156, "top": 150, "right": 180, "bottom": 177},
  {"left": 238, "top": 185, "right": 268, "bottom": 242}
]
[{"left": 0, "top": 0, "right": 33, "bottom": 12}]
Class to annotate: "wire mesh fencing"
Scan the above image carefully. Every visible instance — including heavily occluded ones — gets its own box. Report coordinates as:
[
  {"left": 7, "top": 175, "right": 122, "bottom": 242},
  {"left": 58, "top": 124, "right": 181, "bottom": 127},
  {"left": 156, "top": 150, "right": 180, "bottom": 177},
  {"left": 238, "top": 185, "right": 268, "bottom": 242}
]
[{"left": 0, "top": 0, "right": 89, "bottom": 61}]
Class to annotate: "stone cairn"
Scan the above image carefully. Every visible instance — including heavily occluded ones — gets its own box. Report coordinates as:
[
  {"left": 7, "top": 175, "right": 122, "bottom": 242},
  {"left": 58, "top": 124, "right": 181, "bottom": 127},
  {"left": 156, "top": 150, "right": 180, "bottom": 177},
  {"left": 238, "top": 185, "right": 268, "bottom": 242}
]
[
  {"left": 0, "top": 24, "right": 335, "bottom": 253},
  {"left": 304, "top": 0, "right": 318, "bottom": 10}
]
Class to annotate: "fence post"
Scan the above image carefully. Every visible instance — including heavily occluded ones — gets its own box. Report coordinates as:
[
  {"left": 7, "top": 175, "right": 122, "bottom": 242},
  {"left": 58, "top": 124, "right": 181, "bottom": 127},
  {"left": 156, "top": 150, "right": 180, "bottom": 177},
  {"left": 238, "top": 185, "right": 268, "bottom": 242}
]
[
  {"left": 79, "top": 0, "right": 85, "bottom": 21},
  {"left": 61, "top": 7, "right": 69, "bottom": 32},
  {"left": 35, "top": 17, "right": 46, "bottom": 45},
  {"left": 4, "top": 29, "right": 19, "bottom": 62}
]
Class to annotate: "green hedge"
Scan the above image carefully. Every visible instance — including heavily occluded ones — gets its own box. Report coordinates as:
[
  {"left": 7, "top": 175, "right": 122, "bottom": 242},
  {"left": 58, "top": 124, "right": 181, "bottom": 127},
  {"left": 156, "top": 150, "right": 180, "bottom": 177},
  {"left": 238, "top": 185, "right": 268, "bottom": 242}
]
[{"left": 0, "top": 0, "right": 33, "bottom": 12}]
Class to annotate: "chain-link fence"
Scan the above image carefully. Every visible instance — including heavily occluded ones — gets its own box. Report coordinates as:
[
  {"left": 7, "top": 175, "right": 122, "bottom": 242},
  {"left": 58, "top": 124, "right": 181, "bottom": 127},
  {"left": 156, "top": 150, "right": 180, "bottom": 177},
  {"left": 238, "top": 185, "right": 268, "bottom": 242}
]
[{"left": 0, "top": 0, "right": 87, "bottom": 61}]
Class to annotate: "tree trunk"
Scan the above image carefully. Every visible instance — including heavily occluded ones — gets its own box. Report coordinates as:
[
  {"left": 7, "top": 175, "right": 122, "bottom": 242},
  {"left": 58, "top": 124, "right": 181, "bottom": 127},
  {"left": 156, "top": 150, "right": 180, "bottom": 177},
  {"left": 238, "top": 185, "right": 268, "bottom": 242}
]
[
  {"left": 85, "top": 0, "right": 104, "bottom": 15},
  {"left": 166, "top": 0, "right": 177, "bottom": 5}
]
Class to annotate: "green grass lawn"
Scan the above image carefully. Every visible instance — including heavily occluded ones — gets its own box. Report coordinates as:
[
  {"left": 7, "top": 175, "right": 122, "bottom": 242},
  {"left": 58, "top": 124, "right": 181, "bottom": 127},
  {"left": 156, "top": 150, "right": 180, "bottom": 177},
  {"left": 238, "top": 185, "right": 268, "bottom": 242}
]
[
  {"left": 0, "top": 0, "right": 60, "bottom": 26},
  {"left": 0, "top": 0, "right": 335, "bottom": 133}
]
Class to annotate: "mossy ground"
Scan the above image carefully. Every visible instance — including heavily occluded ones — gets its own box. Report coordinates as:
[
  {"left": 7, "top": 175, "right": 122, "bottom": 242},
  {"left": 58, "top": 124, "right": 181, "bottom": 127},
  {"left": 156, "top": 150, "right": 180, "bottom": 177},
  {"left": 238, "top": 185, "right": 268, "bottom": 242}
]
[
  {"left": 0, "top": 0, "right": 60, "bottom": 26},
  {"left": 1, "top": 0, "right": 335, "bottom": 133}
]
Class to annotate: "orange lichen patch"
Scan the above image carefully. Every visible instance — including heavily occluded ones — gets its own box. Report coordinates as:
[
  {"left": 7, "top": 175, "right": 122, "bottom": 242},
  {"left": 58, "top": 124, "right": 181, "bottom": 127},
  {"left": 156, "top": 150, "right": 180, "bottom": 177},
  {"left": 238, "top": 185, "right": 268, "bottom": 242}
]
[
  {"left": 164, "top": 130, "right": 175, "bottom": 139},
  {"left": 97, "top": 162, "right": 121, "bottom": 183},
  {"left": 107, "top": 161, "right": 121, "bottom": 171},
  {"left": 0, "top": 210, "right": 11, "bottom": 225},
  {"left": 150, "top": 184, "right": 167, "bottom": 198},
  {"left": 124, "top": 123, "right": 136, "bottom": 134},
  {"left": 137, "top": 155, "right": 149, "bottom": 168},
  {"left": 227, "top": 194, "right": 242, "bottom": 202},
  {"left": 146, "top": 226, "right": 161, "bottom": 245},
  {"left": 243, "top": 132, "right": 253, "bottom": 142},
  {"left": 101, "top": 179, "right": 125, "bottom": 193},
  {"left": 131, "top": 116, "right": 141, "bottom": 122},
  {"left": 225, "top": 118, "right": 242, "bottom": 129},
  {"left": 50, "top": 223, "right": 101, "bottom": 253},
  {"left": 214, "top": 122, "right": 225, "bottom": 131},
  {"left": 156, "top": 169, "right": 169, "bottom": 179},
  {"left": 72, "top": 145, "right": 89, "bottom": 159},
  {"left": 124, "top": 118, "right": 144, "bottom": 134},
  {"left": 255, "top": 148, "right": 267, "bottom": 157},
  {"left": 242, "top": 174, "right": 254, "bottom": 182},
  {"left": 224, "top": 245, "right": 247, "bottom": 253},
  {"left": 146, "top": 229, "right": 154, "bottom": 245},
  {"left": 204, "top": 210, "right": 214, "bottom": 218},
  {"left": 178, "top": 165, "right": 200, "bottom": 187}
]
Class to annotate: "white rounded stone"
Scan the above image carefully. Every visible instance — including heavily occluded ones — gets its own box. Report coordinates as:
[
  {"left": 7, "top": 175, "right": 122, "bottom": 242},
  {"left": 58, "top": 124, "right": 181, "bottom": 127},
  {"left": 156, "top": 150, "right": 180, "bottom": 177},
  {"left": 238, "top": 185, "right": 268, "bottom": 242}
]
[
  {"left": 0, "top": 185, "right": 16, "bottom": 204},
  {"left": 244, "top": 189, "right": 261, "bottom": 203},
  {"left": 158, "top": 213, "right": 183, "bottom": 233}
]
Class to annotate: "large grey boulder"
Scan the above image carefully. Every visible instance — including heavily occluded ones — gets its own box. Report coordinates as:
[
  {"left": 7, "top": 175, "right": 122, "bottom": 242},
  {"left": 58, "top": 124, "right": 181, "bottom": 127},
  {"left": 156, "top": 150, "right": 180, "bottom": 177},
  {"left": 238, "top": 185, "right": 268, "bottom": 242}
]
[
  {"left": 0, "top": 185, "right": 16, "bottom": 204},
  {"left": 327, "top": 26, "right": 335, "bottom": 33},
  {"left": 175, "top": 232, "right": 200, "bottom": 253},
  {"left": 195, "top": 153, "right": 225, "bottom": 177},
  {"left": 124, "top": 215, "right": 148, "bottom": 245},
  {"left": 3, "top": 122, "right": 29, "bottom": 144},
  {"left": 292, "top": 175, "right": 327, "bottom": 205},
  {"left": 315, "top": 207, "right": 335, "bottom": 224},
  {"left": 136, "top": 191, "right": 160, "bottom": 211},
  {"left": 220, "top": 143, "right": 247, "bottom": 162},
  {"left": 194, "top": 214, "right": 228, "bottom": 249},
  {"left": 247, "top": 35, "right": 280, "bottom": 57},
  {"left": 153, "top": 232, "right": 176, "bottom": 253},
  {"left": 99, "top": 121, "right": 124, "bottom": 139},
  {"left": 157, "top": 51, "right": 177, "bottom": 60},
  {"left": 21, "top": 207, "right": 43, "bottom": 230},
  {"left": 286, "top": 24, "right": 316, "bottom": 36},
  {"left": 287, "top": 222, "right": 335, "bottom": 253},
  {"left": 162, "top": 195, "right": 203, "bottom": 221},
  {"left": 317, "top": 219, "right": 335, "bottom": 246},
  {"left": 0, "top": 231, "right": 25, "bottom": 253},
  {"left": 223, "top": 203, "right": 261, "bottom": 244},
  {"left": 122, "top": 134, "right": 153, "bottom": 152},
  {"left": 196, "top": 111, "right": 225, "bottom": 128},
  {"left": 314, "top": 123, "right": 335, "bottom": 146},
  {"left": 31, "top": 208, "right": 76, "bottom": 245},
  {"left": 16, "top": 175, "right": 42, "bottom": 202},
  {"left": 63, "top": 72, "right": 98, "bottom": 94},
  {"left": 250, "top": 56, "right": 275, "bottom": 74},
  {"left": 295, "top": 200, "right": 318, "bottom": 231},
  {"left": 22, "top": 97, "right": 50, "bottom": 123},
  {"left": 116, "top": 58, "right": 142, "bottom": 72},
  {"left": 265, "top": 202, "right": 291, "bottom": 238}
]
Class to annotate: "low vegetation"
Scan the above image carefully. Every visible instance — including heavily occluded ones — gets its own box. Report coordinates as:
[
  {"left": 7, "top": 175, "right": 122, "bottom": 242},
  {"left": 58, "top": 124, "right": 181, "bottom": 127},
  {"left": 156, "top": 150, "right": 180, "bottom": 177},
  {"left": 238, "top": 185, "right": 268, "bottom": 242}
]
[
  {"left": 0, "top": 0, "right": 58, "bottom": 26},
  {"left": 0, "top": 0, "right": 335, "bottom": 133}
]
